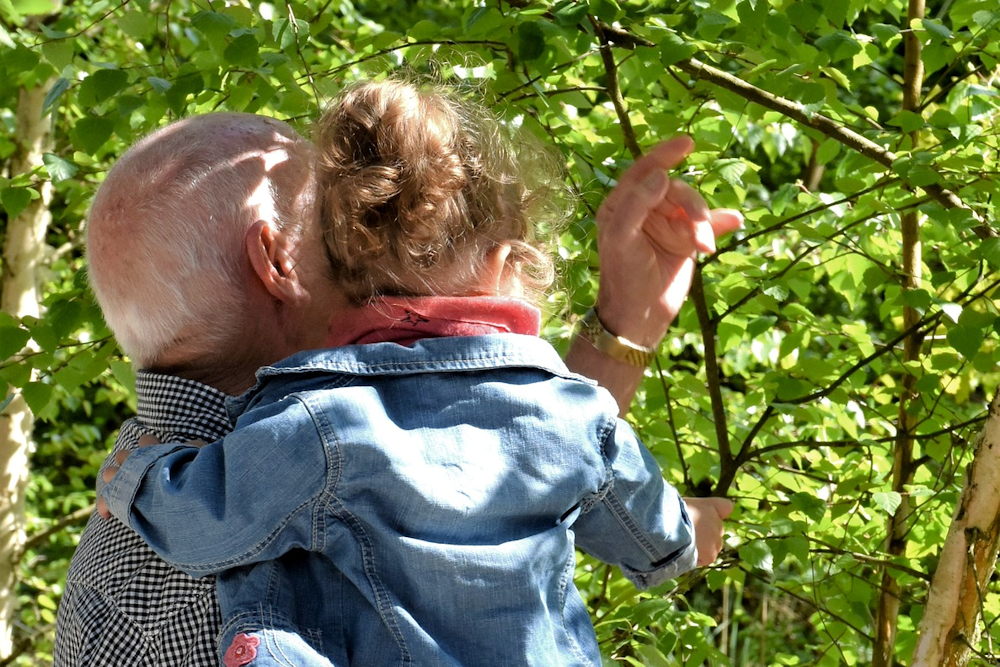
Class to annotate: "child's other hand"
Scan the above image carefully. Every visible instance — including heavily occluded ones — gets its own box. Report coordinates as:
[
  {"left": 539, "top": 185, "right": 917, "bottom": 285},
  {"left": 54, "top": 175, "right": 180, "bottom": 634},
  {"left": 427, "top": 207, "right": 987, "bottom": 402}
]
[
  {"left": 96, "top": 448, "right": 134, "bottom": 519},
  {"left": 95, "top": 434, "right": 207, "bottom": 519},
  {"left": 683, "top": 497, "right": 733, "bottom": 567}
]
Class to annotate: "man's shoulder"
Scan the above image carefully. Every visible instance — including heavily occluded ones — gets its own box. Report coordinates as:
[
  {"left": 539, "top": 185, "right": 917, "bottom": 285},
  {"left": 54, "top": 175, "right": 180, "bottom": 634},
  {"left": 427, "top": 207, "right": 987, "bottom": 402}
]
[{"left": 56, "top": 374, "right": 230, "bottom": 666}]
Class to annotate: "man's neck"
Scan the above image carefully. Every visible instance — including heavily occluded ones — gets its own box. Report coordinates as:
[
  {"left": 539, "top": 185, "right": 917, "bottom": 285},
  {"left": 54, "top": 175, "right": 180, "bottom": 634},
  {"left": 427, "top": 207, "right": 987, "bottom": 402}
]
[{"left": 143, "top": 360, "right": 259, "bottom": 395}]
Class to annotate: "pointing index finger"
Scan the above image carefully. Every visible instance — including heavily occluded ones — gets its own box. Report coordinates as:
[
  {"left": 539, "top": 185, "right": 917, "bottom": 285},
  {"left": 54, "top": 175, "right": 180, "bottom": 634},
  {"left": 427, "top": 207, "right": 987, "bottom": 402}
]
[{"left": 620, "top": 136, "right": 694, "bottom": 182}]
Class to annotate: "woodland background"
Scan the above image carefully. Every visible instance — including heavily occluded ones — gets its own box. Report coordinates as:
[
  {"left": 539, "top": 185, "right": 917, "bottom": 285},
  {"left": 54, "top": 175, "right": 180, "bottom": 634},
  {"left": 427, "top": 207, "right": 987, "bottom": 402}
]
[{"left": 1, "top": 0, "right": 999, "bottom": 665}]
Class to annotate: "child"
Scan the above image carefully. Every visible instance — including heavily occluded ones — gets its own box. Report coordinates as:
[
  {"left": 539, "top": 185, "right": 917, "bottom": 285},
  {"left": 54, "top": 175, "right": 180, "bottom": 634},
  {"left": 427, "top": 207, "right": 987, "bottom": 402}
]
[{"left": 101, "top": 80, "right": 729, "bottom": 666}]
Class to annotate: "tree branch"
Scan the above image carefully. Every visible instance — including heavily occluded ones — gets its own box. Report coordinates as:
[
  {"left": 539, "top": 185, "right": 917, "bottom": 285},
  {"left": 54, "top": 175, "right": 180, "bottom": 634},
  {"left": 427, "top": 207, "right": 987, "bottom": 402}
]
[
  {"left": 17, "top": 505, "right": 94, "bottom": 563},
  {"left": 590, "top": 17, "right": 642, "bottom": 159},
  {"left": 594, "top": 21, "right": 994, "bottom": 238},
  {"left": 691, "top": 269, "right": 735, "bottom": 492}
]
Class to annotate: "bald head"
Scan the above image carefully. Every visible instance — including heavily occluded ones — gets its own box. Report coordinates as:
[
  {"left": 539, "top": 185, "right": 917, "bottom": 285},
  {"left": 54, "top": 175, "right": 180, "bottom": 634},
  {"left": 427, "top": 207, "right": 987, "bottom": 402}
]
[{"left": 87, "top": 113, "right": 318, "bottom": 372}]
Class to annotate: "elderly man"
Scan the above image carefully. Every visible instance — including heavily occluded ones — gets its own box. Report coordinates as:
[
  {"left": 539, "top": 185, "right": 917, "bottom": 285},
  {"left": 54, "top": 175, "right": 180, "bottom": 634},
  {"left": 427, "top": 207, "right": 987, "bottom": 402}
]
[{"left": 54, "top": 111, "right": 739, "bottom": 665}]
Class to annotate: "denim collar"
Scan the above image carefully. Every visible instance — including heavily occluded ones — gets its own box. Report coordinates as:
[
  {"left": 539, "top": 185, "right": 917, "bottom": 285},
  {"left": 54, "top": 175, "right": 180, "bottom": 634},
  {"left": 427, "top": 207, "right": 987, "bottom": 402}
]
[
  {"left": 227, "top": 334, "right": 587, "bottom": 418},
  {"left": 261, "top": 334, "right": 574, "bottom": 378}
]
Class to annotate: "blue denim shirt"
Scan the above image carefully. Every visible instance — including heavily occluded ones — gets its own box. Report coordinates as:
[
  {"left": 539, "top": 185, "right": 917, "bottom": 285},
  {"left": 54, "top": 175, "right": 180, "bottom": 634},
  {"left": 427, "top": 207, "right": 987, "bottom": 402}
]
[{"left": 103, "top": 334, "right": 696, "bottom": 666}]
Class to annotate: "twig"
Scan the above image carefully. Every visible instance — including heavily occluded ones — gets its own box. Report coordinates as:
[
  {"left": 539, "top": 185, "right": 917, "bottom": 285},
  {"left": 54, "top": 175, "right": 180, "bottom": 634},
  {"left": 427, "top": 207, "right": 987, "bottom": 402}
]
[
  {"left": 18, "top": 505, "right": 94, "bottom": 561},
  {"left": 691, "top": 269, "right": 734, "bottom": 488},
  {"left": 590, "top": 17, "right": 642, "bottom": 160},
  {"left": 653, "top": 356, "right": 690, "bottom": 487}
]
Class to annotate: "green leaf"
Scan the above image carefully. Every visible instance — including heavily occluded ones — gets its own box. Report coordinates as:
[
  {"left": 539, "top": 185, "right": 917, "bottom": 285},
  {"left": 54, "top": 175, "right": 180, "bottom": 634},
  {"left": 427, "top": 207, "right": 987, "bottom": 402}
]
[
  {"left": 789, "top": 492, "right": 826, "bottom": 522},
  {"left": 695, "top": 11, "right": 734, "bottom": 40},
  {"left": 715, "top": 158, "right": 748, "bottom": 187},
  {"left": 785, "top": 535, "right": 810, "bottom": 566},
  {"left": 797, "top": 82, "right": 826, "bottom": 104},
  {"left": 871, "top": 23, "right": 900, "bottom": 44},
  {"left": 42, "top": 77, "right": 70, "bottom": 113},
  {"left": 553, "top": 0, "right": 588, "bottom": 26},
  {"left": 0, "top": 187, "right": 32, "bottom": 218},
  {"left": 41, "top": 38, "right": 73, "bottom": 70},
  {"left": 516, "top": 22, "right": 546, "bottom": 62},
  {"left": 21, "top": 381, "right": 53, "bottom": 415},
  {"left": 224, "top": 33, "right": 260, "bottom": 67},
  {"left": 947, "top": 325, "right": 986, "bottom": 360},
  {"left": 928, "top": 109, "right": 959, "bottom": 129},
  {"left": 0, "top": 326, "right": 29, "bottom": 359},
  {"left": 165, "top": 73, "right": 205, "bottom": 115},
  {"left": 815, "top": 31, "right": 862, "bottom": 63},
  {"left": 738, "top": 540, "right": 773, "bottom": 573},
  {"left": 147, "top": 76, "right": 172, "bottom": 93},
  {"left": 902, "top": 288, "right": 931, "bottom": 311},
  {"left": 12, "top": 0, "right": 54, "bottom": 15},
  {"left": 588, "top": 0, "right": 621, "bottom": 21},
  {"left": 117, "top": 10, "right": 153, "bottom": 39},
  {"left": 6, "top": 45, "right": 40, "bottom": 75},
  {"left": 78, "top": 68, "right": 129, "bottom": 106},
  {"left": 872, "top": 491, "right": 902, "bottom": 515},
  {"left": 0, "top": 0, "right": 19, "bottom": 24},
  {"left": 109, "top": 360, "right": 136, "bottom": 391},
  {"left": 42, "top": 153, "right": 77, "bottom": 183},
  {"left": 977, "top": 238, "right": 1000, "bottom": 270},
  {"left": 816, "top": 138, "right": 841, "bottom": 163},
  {"left": 408, "top": 20, "right": 440, "bottom": 41},
  {"left": 659, "top": 31, "right": 696, "bottom": 66},
  {"left": 920, "top": 18, "right": 953, "bottom": 41},
  {"left": 70, "top": 117, "right": 114, "bottom": 154},
  {"left": 890, "top": 110, "right": 923, "bottom": 133},
  {"left": 787, "top": 2, "right": 819, "bottom": 31},
  {"left": 746, "top": 316, "right": 777, "bottom": 338},
  {"left": 273, "top": 17, "right": 308, "bottom": 50},
  {"left": 907, "top": 164, "right": 940, "bottom": 187},
  {"left": 192, "top": 10, "right": 236, "bottom": 48}
]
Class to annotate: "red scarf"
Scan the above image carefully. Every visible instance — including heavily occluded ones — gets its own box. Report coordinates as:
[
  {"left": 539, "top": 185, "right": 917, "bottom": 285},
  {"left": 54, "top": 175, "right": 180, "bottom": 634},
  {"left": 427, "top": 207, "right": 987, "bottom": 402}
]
[{"left": 325, "top": 296, "right": 541, "bottom": 347}]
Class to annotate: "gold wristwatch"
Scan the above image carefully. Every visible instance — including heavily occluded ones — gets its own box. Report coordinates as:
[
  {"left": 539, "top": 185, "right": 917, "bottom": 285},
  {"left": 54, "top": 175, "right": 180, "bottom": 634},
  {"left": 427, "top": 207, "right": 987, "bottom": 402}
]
[{"left": 578, "top": 308, "right": 656, "bottom": 367}]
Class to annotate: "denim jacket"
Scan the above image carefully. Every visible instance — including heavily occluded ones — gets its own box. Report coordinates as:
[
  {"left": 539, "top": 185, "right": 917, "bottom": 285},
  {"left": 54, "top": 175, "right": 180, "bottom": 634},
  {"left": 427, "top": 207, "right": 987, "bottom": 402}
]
[{"left": 103, "top": 334, "right": 696, "bottom": 666}]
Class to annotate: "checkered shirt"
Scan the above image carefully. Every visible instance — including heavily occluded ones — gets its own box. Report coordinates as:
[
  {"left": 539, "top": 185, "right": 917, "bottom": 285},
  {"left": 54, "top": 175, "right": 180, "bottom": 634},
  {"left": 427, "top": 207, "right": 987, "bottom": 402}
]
[{"left": 54, "top": 372, "right": 232, "bottom": 667}]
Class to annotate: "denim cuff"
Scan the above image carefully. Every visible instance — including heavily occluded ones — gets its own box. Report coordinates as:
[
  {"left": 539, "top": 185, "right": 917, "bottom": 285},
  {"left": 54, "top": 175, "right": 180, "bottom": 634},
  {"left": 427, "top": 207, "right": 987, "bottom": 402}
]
[
  {"left": 100, "top": 443, "right": 193, "bottom": 527},
  {"left": 621, "top": 541, "right": 698, "bottom": 589}
]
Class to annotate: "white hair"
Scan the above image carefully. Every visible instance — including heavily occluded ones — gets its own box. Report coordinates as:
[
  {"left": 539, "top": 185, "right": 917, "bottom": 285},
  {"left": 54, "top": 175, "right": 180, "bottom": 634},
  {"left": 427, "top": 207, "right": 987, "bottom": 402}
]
[{"left": 87, "top": 113, "right": 315, "bottom": 367}]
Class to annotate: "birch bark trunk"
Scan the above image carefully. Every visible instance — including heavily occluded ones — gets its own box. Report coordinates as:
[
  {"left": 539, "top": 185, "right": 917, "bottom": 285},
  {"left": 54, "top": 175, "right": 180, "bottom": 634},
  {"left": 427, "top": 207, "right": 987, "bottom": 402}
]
[
  {"left": 0, "top": 83, "right": 53, "bottom": 659},
  {"left": 912, "top": 393, "right": 1000, "bottom": 667}
]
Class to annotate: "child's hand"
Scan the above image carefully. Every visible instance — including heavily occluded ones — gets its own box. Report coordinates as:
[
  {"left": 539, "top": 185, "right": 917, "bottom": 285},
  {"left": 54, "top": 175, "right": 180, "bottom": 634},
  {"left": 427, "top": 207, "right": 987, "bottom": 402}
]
[
  {"left": 96, "top": 447, "right": 133, "bottom": 519},
  {"left": 95, "top": 434, "right": 207, "bottom": 519},
  {"left": 683, "top": 497, "right": 733, "bottom": 567}
]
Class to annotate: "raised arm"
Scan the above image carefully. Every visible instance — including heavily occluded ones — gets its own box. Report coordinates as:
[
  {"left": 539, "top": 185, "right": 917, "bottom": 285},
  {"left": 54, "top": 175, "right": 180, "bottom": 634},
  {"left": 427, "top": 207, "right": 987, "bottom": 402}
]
[
  {"left": 98, "top": 396, "right": 327, "bottom": 575},
  {"left": 564, "top": 137, "right": 742, "bottom": 413}
]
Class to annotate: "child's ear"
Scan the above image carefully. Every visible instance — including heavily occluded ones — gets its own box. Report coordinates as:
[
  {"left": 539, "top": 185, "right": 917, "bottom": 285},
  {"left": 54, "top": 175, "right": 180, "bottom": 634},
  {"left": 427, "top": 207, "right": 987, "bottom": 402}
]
[
  {"left": 477, "top": 243, "right": 521, "bottom": 296},
  {"left": 245, "top": 220, "right": 307, "bottom": 304}
]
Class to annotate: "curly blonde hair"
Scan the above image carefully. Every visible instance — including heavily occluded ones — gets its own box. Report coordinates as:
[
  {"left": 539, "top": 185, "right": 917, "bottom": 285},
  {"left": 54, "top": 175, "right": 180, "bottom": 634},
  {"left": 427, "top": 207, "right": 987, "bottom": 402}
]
[{"left": 314, "top": 79, "right": 567, "bottom": 304}]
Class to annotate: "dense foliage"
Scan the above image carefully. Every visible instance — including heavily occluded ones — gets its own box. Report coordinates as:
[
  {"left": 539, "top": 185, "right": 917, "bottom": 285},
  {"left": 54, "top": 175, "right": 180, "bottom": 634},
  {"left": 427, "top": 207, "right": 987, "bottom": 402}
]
[{"left": 2, "top": 0, "right": 999, "bottom": 664}]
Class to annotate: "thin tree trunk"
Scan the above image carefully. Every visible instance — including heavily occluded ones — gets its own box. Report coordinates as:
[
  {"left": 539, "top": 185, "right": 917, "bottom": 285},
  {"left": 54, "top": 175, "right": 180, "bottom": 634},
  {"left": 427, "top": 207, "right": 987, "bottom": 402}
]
[
  {"left": 872, "top": 1, "right": 925, "bottom": 665},
  {"left": 0, "top": 83, "right": 53, "bottom": 659},
  {"left": 912, "top": 393, "right": 1000, "bottom": 667},
  {"left": 804, "top": 138, "right": 825, "bottom": 191}
]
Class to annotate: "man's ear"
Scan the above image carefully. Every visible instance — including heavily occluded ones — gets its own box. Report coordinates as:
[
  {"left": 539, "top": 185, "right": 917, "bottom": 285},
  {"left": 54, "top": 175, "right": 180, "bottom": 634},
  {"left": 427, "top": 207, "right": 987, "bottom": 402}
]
[{"left": 245, "top": 221, "right": 307, "bottom": 304}]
